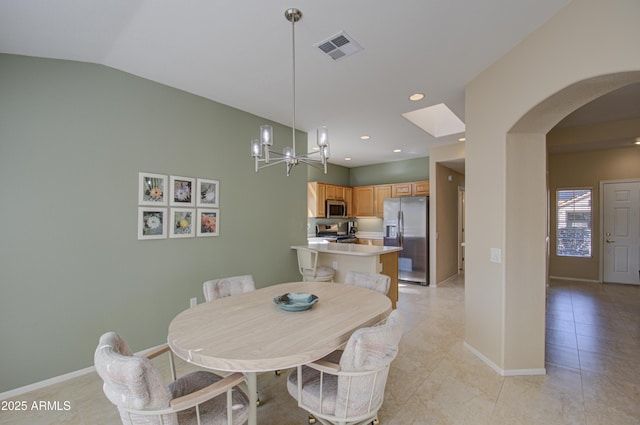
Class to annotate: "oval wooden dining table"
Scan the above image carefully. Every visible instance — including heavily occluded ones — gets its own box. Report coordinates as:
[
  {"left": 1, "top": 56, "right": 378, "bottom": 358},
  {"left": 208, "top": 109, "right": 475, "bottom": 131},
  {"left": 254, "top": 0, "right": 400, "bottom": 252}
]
[{"left": 167, "top": 281, "right": 392, "bottom": 425}]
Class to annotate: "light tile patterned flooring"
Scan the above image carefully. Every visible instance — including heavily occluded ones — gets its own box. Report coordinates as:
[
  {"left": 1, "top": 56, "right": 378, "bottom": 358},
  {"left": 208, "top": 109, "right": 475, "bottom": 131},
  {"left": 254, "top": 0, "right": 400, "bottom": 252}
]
[{"left": 2, "top": 277, "right": 639, "bottom": 424}]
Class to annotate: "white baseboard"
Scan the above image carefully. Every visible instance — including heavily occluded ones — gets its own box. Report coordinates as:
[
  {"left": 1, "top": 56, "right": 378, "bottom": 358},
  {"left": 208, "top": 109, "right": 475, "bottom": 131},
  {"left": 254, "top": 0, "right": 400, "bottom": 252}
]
[
  {"left": 0, "top": 343, "right": 166, "bottom": 401},
  {"left": 463, "top": 342, "right": 546, "bottom": 377},
  {"left": 549, "top": 275, "right": 601, "bottom": 284},
  {"left": 434, "top": 273, "right": 460, "bottom": 287}
]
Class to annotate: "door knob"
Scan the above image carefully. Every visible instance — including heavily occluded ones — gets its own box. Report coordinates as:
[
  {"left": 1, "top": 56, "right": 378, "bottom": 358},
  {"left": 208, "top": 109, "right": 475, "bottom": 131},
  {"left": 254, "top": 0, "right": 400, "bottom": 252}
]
[{"left": 606, "top": 239, "right": 615, "bottom": 243}]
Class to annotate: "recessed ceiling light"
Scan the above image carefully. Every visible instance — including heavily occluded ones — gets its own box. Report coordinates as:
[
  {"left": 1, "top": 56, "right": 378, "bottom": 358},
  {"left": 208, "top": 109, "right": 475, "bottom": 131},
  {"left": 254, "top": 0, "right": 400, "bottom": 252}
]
[
  {"left": 458, "top": 137, "right": 466, "bottom": 142},
  {"left": 635, "top": 137, "right": 640, "bottom": 145},
  {"left": 360, "top": 135, "right": 370, "bottom": 140},
  {"left": 393, "top": 149, "right": 402, "bottom": 153},
  {"left": 344, "top": 157, "right": 352, "bottom": 161},
  {"left": 409, "top": 93, "right": 425, "bottom": 101}
]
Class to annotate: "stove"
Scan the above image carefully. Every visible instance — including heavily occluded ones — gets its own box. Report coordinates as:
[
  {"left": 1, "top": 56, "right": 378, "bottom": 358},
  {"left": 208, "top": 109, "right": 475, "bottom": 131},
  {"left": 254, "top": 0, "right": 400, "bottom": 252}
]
[{"left": 316, "top": 224, "right": 358, "bottom": 243}]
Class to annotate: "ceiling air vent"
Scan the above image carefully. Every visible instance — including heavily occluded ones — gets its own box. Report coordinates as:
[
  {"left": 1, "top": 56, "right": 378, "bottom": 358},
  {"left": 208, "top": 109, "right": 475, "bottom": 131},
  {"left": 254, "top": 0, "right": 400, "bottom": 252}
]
[{"left": 315, "top": 31, "right": 363, "bottom": 61}]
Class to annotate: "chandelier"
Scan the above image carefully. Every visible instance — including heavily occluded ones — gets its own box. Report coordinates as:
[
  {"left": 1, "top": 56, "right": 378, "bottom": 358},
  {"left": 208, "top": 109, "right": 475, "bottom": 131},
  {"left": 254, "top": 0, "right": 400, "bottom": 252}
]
[{"left": 251, "top": 8, "right": 330, "bottom": 176}]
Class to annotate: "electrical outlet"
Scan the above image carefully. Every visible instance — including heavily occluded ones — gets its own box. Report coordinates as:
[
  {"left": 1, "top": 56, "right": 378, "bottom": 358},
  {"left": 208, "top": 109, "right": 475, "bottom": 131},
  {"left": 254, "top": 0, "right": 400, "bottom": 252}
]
[
  {"left": 332, "top": 261, "right": 338, "bottom": 269},
  {"left": 190, "top": 297, "right": 197, "bottom": 308}
]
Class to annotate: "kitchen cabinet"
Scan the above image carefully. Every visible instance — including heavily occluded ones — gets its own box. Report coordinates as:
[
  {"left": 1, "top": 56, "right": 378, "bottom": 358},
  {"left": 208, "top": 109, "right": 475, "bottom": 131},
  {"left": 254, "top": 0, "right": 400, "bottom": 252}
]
[
  {"left": 412, "top": 180, "right": 430, "bottom": 196},
  {"left": 357, "top": 238, "right": 383, "bottom": 246},
  {"left": 392, "top": 180, "right": 430, "bottom": 197},
  {"left": 353, "top": 184, "right": 390, "bottom": 217},
  {"left": 307, "top": 182, "right": 326, "bottom": 218},
  {"left": 353, "top": 186, "right": 374, "bottom": 216},
  {"left": 391, "top": 183, "right": 412, "bottom": 197},
  {"left": 310, "top": 180, "right": 427, "bottom": 218},
  {"left": 325, "top": 184, "right": 346, "bottom": 201},
  {"left": 374, "top": 185, "right": 391, "bottom": 216},
  {"left": 345, "top": 187, "right": 353, "bottom": 217},
  {"left": 308, "top": 182, "right": 352, "bottom": 218}
]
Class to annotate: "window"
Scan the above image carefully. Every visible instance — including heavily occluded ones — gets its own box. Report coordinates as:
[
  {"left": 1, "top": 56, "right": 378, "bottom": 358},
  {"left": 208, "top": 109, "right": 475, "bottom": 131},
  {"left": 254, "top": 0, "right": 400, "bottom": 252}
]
[{"left": 556, "top": 189, "right": 592, "bottom": 257}]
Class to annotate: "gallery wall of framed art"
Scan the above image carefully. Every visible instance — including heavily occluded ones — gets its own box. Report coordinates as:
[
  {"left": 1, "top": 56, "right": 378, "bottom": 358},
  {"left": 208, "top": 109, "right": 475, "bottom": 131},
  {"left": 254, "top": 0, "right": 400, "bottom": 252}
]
[{"left": 137, "top": 172, "right": 219, "bottom": 240}]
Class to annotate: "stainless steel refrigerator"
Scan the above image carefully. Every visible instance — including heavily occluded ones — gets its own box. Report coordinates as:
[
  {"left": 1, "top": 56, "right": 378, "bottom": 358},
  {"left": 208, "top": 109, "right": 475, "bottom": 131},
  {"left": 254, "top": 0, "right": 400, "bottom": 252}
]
[{"left": 383, "top": 196, "right": 428, "bottom": 285}]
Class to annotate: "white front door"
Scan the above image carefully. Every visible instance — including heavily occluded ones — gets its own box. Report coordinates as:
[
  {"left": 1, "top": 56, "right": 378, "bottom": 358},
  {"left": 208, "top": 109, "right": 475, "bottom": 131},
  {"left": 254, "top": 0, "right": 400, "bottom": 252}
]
[{"left": 603, "top": 181, "right": 640, "bottom": 285}]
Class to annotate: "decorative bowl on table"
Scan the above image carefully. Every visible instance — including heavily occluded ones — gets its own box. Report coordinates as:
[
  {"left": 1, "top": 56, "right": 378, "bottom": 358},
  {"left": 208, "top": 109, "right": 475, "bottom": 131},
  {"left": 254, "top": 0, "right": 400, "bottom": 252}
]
[{"left": 273, "top": 292, "right": 319, "bottom": 312}]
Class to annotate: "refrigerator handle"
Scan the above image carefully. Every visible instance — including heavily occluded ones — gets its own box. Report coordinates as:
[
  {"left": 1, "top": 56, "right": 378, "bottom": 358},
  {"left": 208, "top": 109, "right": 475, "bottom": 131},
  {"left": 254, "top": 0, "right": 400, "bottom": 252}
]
[{"left": 397, "top": 210, "right": 404, "bottom": 247}]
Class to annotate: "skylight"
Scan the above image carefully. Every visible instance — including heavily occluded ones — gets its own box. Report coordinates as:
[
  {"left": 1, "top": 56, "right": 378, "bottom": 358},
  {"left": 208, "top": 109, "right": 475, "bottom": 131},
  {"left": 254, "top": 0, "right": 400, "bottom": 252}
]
[{"left": 402, "top": 103, "right": 465, "bottom": 138}]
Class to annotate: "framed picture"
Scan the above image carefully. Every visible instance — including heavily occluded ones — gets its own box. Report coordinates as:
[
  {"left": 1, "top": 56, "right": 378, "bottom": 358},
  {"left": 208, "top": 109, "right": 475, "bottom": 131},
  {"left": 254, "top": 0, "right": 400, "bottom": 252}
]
[
  {"left": 169, "top": 208, "right": 196, "bottom": 238},
  {"left": 196, "top": 178, "right": 219, "bottom": 207},
  {"left": 170, "top": 176, "right": 196, "bottom": 207},
  {"left": 138, "top": 207, "right": 167, "bottom": 240},
  {"left": 138, "top": 172, "right": 168, "bottom": 205},
  {"left": 197, "top": 208, "right": 219, "bottom": 237}
]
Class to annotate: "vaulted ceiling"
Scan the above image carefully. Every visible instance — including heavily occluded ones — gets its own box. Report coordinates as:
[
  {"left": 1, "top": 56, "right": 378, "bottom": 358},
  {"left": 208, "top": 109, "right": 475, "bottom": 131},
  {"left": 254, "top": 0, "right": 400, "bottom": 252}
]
[{"left": 5, "top": 1, "right": 635, "bottom": 168}]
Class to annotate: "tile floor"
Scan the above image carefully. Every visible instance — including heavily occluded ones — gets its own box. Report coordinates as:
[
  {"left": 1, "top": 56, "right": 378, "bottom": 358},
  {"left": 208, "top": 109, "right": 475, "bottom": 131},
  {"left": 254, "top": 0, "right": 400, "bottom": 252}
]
[{"left": 2, "top": 277, "right": 639, "bottom": 424}]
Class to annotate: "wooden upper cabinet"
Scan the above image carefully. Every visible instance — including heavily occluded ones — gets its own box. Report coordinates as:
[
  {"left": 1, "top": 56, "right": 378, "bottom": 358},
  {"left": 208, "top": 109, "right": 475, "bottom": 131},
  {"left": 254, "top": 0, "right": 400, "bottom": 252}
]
[
  {"left": 310, "top": 180, "right": 428, "bottom": 218},
  {"left": 392, "top": 180, "right": 430, "bottom": 197},
  {"left": 345, "top": 187, "right": 353, "bottom": 217},
  {"left": 413, "top": 180, "right": 430, "bottom": 196},
  {"left": 307, "top": 182, "right": 326, "bottom": 218},
  {"left": 391, "top": 183, "right": 412, "bottom": 197},
  {"left": 325, "top": 184, "right": 346, "bottom": 201},
  {"left": 374, "top": 185, "right": 391, "bottom": 217},
  {"left": 353, "top": 186, "right": 374, "bottom": 217},
  {"left": 309, "top": 182, "right": 353, "bottom": 217}
]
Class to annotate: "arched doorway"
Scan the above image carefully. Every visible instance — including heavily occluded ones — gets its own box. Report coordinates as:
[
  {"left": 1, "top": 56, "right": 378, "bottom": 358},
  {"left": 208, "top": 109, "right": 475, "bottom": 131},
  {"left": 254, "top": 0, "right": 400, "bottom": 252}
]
[{"left": 504, "top": 71, "right": 640, "bottom": 374}]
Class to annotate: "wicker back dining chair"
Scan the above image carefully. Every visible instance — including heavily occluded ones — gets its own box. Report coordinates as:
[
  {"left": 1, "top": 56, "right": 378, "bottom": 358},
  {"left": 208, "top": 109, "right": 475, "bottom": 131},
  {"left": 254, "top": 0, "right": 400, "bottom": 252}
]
[
  {"left": 287, "top": 310, "right": 404, "bottom": 425},
  {"left": 203, "top": 275, "right": 256, "bottom": 302},
  {"left": 344, "top": 271, "right": 390, "bottom": 295},
  {"left": 94, "top": 331, "right": 249, "bottom": 425}
]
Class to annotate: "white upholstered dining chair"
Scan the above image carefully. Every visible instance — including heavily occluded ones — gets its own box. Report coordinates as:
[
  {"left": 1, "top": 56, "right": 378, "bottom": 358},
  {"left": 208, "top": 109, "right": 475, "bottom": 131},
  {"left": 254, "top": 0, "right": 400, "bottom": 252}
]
[
  {"left": 94, "top": 331, "right": 249, "bottom": 425},
  {"left": 287, "top": 310, "right": 404, "bottom": 425},
  {"left": 203, "top": 275, "right": 256, "bottom": 302},
  {"left": 344, "top": 271, "right": 390, "bottom": 295},
  {"left": 296, "top": 247, "right": 335, "bottom": 282}
]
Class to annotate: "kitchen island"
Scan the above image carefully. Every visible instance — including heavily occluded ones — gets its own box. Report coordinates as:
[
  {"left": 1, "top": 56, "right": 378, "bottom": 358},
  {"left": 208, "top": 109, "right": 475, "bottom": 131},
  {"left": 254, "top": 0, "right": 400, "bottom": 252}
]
[{"left": 291, "top": 243, "right": 402, "bottom": 308}]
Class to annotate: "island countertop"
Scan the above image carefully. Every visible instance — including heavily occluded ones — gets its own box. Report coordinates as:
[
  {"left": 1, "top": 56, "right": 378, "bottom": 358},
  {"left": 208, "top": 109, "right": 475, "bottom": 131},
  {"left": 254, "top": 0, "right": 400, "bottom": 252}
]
[
  {"left": 291, "top": 243, "right": 402, "bottom": 257},
  {"left": 291, "top": 243, "right": 402, "bottom": 308}
]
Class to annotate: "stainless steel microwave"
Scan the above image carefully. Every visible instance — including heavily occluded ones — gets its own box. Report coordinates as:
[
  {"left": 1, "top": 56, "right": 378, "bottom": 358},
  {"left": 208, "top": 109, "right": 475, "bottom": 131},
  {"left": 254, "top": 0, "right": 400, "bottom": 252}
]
[{"left": 326, "top": 200, "right": 347, "bottom": 218}]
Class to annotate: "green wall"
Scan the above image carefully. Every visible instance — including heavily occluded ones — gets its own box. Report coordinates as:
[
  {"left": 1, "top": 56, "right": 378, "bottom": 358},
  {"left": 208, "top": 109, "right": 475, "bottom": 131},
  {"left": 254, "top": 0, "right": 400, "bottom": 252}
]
[
  {"left": 349, "top": 157, "right": 429, "bottom": 186},
  {"left": 307, "top": 162, "right": 350, "bottom": 186},
  {"left": 0, "top": 54, "right": 307, "bottom": 392}
]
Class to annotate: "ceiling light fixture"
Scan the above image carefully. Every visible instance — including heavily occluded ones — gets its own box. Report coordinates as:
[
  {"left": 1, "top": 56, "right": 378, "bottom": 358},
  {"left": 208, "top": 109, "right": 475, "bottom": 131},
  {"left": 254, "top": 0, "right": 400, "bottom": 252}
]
[
  {"left": 635, "top": 137, "right": 640, "bottom": 145},
  {"left": 251, "top": 8, "right": 329, "bottom": 176},
  {"left": 458, "top": 137, "right": 466, "bottom": 142},
  {"left": 360, "top": 135, "right": 370, "bottom": 140},
  {"left": 393, "top": 149, "right": 402, "bottom": 153},
  {"left": 409, "top": 93, "right": 425, "bottom": 101}
]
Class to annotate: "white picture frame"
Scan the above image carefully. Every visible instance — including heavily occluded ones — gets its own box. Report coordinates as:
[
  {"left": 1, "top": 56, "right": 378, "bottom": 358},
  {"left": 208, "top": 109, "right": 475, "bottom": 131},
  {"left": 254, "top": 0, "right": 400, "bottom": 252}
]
[
  {"left": 170, "top": 175, "right": 196, "bottom": 207},
  {"left": 169, "top": 208, "right": 196, "bottom": 238},
  {"left": 197, "top": 208, "right": 219, "bottom": 237},
  {"left": 196, "top": 178, "right": 220, "bottom": 207},
  {"left": 138, "top": 172, "right": 168, "bottom": 206},
  {"left": 137, "top": 207, "right": 167, "bottom": 240}
]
